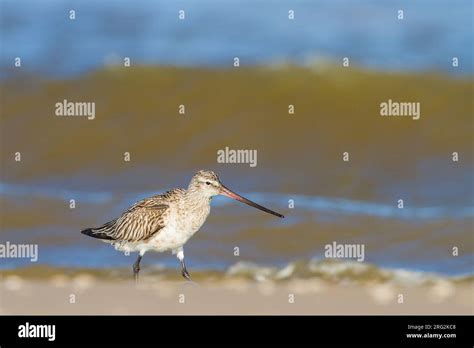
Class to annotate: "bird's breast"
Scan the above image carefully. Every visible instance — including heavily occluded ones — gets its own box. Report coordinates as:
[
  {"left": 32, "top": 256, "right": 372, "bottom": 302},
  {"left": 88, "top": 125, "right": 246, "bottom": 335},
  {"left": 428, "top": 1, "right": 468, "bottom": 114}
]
[
  {"left": 176, "top": 200, "right": 209, "bottom": 234},
  {"left": 148, "top": 203, "right": 211, "bottom": 251}
]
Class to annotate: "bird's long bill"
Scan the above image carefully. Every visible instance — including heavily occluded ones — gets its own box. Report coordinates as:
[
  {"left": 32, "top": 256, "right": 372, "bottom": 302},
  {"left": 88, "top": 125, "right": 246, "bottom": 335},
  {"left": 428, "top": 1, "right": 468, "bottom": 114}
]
[{"left": 219, "top": 184, "right": 284, "bottom": 218}]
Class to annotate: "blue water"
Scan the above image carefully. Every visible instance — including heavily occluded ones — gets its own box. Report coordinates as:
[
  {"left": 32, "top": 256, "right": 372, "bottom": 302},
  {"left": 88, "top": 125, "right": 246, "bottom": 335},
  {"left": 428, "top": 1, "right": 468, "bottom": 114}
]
[
  {"left": 1, "top": 0, "right": 472, "bottom": 77},
  {"left": 1, "top": 181, "right": 473, "bottom": 275},
  {"left": 2, "top": 182, "right": 473, "bottom": 220},
  {"left": 0, "top": 0, "right": 472, "bottom": 276}
]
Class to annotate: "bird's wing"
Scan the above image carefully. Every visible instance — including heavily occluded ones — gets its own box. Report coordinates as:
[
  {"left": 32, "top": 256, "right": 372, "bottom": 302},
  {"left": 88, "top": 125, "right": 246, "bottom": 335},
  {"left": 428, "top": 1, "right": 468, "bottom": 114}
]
[{"left": 112, "top": 202, "right": 169, "bottom": 242}]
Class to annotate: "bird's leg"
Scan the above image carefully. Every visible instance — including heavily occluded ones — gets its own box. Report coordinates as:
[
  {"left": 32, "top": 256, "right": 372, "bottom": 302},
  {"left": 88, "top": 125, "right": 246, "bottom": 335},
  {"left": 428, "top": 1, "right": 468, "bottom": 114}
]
[
  {"left": 180, "top": 259, "right": 192, "bottom": 281},
  {"left": 177, "top": 248, "right": 192, "bottom": 281},
  {"left": 133, "top": 254, "right": 142, "bottom": 283}
]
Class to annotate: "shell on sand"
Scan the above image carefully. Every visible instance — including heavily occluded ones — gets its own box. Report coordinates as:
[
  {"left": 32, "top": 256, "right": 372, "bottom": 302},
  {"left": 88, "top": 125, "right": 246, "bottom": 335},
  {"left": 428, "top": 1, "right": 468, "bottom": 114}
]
[
  {"left": 4, "top": 275, "right": 24, "bottom": 291},
  {"left": 227, "top": 262, "right": 275, "bottom": 282},
  {"left": 368, "top": 283, "right": 396, "bottom": 305},
  {"left": 275, "top": 263, "right": 296, "bottom": 280},
  {"left": 72, "top": 274, "right": 96, "bottom": 291},
  {"left": 287, "top": 279, "right": 326, "bottom": 295},
  {"left": 50, "top": 274, "right": 69, "bottom": 288},
  {"left": 428, "top": 280, "right": 455, "bottom": 303}
]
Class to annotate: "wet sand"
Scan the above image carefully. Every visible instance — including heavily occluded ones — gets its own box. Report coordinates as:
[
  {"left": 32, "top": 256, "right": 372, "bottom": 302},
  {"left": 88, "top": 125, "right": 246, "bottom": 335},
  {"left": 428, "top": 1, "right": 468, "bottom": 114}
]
[
  {"left": 1, "top": 277, "right": 472, "bottom": 315},
  {"left": 1, "top": 264, "right": 472, "bottom": 315}
]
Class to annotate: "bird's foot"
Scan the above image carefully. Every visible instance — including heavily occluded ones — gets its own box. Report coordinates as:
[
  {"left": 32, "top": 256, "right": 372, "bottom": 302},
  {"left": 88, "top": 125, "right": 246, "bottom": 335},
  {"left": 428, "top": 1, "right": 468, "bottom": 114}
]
[
  {"left": 132, "top": 255, "right": 143, "bottom": 284},
  {"left": 181, "top": 267, "right": 192, "bottom": 282},
  {"left": 133, "top": 266, "right": 140, "bottom": 283}
]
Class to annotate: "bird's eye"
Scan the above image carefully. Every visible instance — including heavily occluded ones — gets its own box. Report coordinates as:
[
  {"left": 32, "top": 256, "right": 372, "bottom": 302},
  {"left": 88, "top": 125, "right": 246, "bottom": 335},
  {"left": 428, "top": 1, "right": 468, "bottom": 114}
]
[{"left": 206, "top": 181, "right": 211, "bottom": 185}]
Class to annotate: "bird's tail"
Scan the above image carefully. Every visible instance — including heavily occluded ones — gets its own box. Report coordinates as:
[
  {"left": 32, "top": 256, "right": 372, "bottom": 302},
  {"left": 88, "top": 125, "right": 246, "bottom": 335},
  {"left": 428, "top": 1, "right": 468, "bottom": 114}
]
[{"left": 81, "top": 219, "right": 117, "bottom": 240}]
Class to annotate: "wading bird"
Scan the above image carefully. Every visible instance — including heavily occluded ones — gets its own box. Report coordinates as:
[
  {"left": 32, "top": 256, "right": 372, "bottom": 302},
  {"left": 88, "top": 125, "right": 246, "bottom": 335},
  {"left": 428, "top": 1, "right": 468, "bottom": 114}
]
[{"left": 81, "top": 170, "right": 284, "bottom": 281}]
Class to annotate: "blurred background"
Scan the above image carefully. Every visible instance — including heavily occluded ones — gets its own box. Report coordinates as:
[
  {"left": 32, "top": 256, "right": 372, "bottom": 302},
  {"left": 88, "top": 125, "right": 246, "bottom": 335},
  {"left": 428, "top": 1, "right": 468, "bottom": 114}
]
[
  {"left": 1, "top": 0, "right": 473, "bottom": 76},
  {"left": 0, "top": 0, "right": 472, "bottom": 283}
]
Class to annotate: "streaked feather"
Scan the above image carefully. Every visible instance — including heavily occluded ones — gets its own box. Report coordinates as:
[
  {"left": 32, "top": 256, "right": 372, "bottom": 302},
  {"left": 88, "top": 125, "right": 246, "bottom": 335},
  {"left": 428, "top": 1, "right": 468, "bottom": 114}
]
[{"left": 84, "top": 190, "right": 186, "bottom": 242}]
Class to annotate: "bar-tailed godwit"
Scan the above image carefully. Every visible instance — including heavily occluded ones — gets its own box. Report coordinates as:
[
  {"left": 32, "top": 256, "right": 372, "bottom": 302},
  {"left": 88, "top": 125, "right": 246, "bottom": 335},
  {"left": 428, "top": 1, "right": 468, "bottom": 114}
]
[{"left": 81, "top": 170, "right": 284, "bottom": 281}]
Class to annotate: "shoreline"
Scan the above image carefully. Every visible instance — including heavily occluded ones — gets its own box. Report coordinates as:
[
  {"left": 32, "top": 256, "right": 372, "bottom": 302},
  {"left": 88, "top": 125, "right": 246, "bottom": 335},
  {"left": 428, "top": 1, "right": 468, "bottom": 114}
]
[{"left": 2, "top": 259, "right": 473, "bottom": 283}]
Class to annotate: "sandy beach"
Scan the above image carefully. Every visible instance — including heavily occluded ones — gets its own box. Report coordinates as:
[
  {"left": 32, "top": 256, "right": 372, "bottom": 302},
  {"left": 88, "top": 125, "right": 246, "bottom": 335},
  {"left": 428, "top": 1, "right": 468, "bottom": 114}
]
[
  {"left": 1, "top": 264, "right": 472, "bottom": 315},
  {"left": 2, "top": 279, "right": 472, "bottom": 315}
]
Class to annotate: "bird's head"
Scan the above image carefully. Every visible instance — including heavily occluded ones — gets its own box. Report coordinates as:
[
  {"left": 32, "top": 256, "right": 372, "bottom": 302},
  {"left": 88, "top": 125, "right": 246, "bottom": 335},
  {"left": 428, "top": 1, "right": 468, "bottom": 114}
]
[
  {"left": 189, "top": 170, "right": 222, "bottom": 197},
  {"left": 188, "top": 170, "right": 284, "bottom": 218}
]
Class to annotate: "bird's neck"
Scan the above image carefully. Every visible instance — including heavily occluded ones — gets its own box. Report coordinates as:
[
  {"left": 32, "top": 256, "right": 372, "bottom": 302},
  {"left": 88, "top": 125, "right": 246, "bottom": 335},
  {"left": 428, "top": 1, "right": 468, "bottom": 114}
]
[{"left": 184, "top": 189, "right": 211, "bottom": 211}]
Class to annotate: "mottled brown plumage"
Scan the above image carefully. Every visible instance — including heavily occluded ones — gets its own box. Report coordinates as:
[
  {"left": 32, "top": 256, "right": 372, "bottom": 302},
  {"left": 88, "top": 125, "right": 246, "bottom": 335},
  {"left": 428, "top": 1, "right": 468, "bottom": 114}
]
[{"left": 81, "top": 170, "right": 284, "bottom": 281}]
